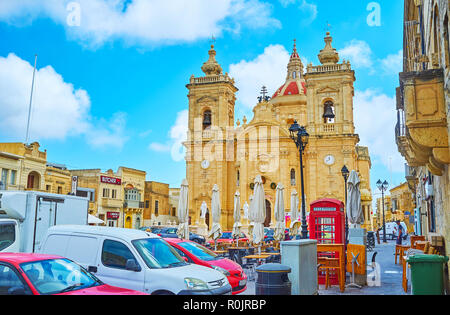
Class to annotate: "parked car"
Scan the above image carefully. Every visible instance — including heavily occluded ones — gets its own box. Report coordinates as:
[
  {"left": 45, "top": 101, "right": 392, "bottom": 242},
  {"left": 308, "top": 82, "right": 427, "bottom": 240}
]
[
  {"left": 0, "top": 253, "right": 146, "bottom": 295},
  {"left": 165, "top": 238, "right": 247, "bottom": 295},
  {"left": 264, "top": 228, "right": 275, "bottom": 242},
  {"left": 153, "top": 228, "right": 205, "bottom": 244},
  {"left": 38, "top": 225, "right": 231, "bottom": 295},
  {"left": 207, "top": 232, "right": 249, "bottom": 246}
]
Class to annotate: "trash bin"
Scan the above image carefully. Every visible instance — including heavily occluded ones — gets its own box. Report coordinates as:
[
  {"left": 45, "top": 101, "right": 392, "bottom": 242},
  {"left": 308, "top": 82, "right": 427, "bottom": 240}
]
[
  {"left": 255, "top": 263, "right": 291, "bottom": 295},
  {"left": 407, "top": 255, "right": 449, "bottom": 295}
]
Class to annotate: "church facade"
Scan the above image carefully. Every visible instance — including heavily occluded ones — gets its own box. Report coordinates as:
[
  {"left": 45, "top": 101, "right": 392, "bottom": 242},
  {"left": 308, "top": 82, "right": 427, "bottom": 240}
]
[{"left": 184, "top": 32, "right": 373, "bottom": 231}]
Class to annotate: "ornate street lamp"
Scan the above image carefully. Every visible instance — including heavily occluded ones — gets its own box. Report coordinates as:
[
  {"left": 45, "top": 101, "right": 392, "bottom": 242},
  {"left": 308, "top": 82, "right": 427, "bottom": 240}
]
[
  {"left": 289, "top": 121, "right": 310, "bottom": 239},
  {"left": 377, "top": 179, "right": 389, "bottom": 243},
  {"left": 341, "top": 165, "right": 350, "bottom": 245}
]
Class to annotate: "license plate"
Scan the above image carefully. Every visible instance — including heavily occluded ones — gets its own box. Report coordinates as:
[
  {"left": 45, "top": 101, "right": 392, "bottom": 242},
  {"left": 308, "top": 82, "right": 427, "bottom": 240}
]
[{"left": 239, "top": 279, "right": 247, "bottom": 286}]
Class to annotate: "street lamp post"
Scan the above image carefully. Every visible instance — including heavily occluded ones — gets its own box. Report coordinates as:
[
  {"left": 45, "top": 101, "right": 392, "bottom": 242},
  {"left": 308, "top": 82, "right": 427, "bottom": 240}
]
[
  {"left": 377, "top": 179, "right": 389, "bottom": 243},
  {"left": 289, "top": 121, "right": 310, "bottom": 239},
  {"left": 341, "top": 165, "right": 349, "bottom": 245}
]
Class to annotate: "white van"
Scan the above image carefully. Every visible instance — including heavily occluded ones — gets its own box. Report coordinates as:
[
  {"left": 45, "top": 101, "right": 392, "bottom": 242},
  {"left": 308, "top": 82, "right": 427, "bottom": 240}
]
[
  {"left": 38, "top": 225, "right": 231, "bottom": 295},
  {"left": 379, "top": 222, "right": 408, "bottom": 240}
]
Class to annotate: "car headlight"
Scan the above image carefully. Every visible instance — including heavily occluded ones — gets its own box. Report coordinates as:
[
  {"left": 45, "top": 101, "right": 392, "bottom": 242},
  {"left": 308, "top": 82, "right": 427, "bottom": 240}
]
[
  {"left": 211, "top": 265, "right": 231, "bottom": 277},
  {"left": 184, "top": 278, "right": 209, "bottom": 290}
]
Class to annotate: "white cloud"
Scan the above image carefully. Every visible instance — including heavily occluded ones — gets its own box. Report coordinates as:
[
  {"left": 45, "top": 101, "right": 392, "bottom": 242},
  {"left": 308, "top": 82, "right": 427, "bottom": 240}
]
[
  {"left": 0, "top": 53, "right": 128, "bottom": 149},
  {"left": 354, "top": 89, "right": 405, "bottom": 172},
  {"left": 229, "top": 44, "right": 290, "bottom": 109},
  {"left": 380, "top": 50, "right": 403, "bottom": 75},
  {"left": 0, "top": 0, "right": 281, "bottom": 48},
  {"left": 339, "top": 40, "right": 373, "bottom": 69},
  {"left": 278, "top": 0, "right": 317, "bottom": 25},
  {"left": 339, "top": 40, "right": 403, "bottom": 76},
  {"left": 150, "top": 109, "right": 188, "bottom": 162}
]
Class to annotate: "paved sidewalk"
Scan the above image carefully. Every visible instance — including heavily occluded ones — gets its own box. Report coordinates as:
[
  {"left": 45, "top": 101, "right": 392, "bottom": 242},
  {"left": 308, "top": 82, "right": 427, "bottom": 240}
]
[{"left": 239, "top": 239, "right": 408, "bottom": 295}]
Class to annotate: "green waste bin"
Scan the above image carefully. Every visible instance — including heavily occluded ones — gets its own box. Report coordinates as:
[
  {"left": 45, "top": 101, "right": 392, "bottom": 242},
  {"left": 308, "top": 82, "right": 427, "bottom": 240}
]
[{"left": 407, "top": 255, "right": 449, "bottom": 295}]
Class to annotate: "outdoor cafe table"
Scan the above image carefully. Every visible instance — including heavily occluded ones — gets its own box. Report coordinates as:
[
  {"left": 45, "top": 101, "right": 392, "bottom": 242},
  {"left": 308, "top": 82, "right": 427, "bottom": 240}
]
[
  {"left": 213, "top": 250, "right": 228, "bottom": 256},
  {"left": 243, "top": 254, "right": 272, "bottom": 264}
]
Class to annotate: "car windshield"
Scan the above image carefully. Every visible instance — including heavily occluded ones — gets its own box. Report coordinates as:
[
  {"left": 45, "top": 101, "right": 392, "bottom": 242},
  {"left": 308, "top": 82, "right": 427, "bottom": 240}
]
[
  {"left": 20, "top": 258, "right": 101, "bottom": 295},
  {"left": 178, "top": 241, "right": 219, "bottom": 261},
  {"left": 165, "top": 228, "right": 177, "bottom": 234},
  {"left": 219, "top": 232, "right": 232, "bottom": 239},
  {"left": 132, "top": 238, "right": 187, "bottom": 269}
]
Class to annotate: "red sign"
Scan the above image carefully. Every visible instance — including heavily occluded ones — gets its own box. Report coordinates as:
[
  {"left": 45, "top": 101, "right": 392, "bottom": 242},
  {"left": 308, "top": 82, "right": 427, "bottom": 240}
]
[
  {"left": 107, "top": 212, "right": 120, "bottom": 220},
  {"left": 101, "top": 176, "right": 122, "bottom": 185}
]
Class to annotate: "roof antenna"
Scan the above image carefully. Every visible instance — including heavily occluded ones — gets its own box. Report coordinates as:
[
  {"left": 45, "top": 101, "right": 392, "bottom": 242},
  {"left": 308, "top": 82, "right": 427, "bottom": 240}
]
[{"left": 25, "top": 54, "right": 38, "bottom": 145}]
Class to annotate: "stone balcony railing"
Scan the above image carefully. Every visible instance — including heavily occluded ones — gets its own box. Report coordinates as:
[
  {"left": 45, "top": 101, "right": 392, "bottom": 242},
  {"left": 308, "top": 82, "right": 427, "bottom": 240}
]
[
  {"left": 306, "top": 62, "right": 352, "bottom": 74},
  {"left": 189, "top": 73, "right": 235, "bottom": 85},
  {"left": 397, "top": 68, "right": 449, "bottom": 176}
]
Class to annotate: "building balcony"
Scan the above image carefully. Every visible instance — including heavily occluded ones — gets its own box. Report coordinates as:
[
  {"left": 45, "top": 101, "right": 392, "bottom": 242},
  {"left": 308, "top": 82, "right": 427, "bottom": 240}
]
[
  {"left": 123, "top": 200, "right": 145, "bottom": 209},
  {"left": 101, "top": 198, "right": 123, "bottom": 208},
  {"left": 396, "top": 68, "right": 449, "bottom": 176}
]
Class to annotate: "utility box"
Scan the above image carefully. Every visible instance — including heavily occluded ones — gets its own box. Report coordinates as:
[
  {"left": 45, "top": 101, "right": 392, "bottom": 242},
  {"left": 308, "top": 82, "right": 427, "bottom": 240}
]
[{"left": 281, "top": 239, "right": 317, "bottom": 295}]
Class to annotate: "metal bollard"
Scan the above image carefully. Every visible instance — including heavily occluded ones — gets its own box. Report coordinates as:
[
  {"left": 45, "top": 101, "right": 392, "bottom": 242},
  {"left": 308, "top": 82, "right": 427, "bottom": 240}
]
[{"left": 255, "top": 263, "right": 292, "bottom": 295}]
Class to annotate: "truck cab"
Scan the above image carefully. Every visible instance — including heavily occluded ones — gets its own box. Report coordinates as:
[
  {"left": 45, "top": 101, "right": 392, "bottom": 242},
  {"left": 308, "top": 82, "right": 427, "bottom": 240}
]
[{"left": 0, "top": 219, "right": 20, "bottom": 252}]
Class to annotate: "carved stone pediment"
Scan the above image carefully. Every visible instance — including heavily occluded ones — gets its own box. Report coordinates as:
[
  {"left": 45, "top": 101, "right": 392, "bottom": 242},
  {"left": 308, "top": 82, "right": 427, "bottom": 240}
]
[
  {"left": 316, "top": 86, "right": 339, "bottom": 94},
  {"left": 196, "top": 95, "right": 218, "bottom": 104}
]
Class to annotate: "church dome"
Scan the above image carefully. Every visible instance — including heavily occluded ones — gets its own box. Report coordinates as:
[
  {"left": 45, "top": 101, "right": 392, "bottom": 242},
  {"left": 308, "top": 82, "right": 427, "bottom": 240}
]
[{"left": 271, "top": 40, "right": 307, "bottom": 99}]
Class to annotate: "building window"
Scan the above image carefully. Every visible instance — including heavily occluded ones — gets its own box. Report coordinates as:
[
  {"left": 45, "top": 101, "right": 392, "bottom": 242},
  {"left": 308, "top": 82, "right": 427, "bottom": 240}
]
[
  {"left": 290, "top": 169, "right": 296, "bottom": 186},
  {"left": 57, "top": 186, "right": 62, "bottom": 194},
  {"left": 155, "top": 200, "right": 159, "bottom": 216},
  {"left": 125, "top": 189, "right": 140, "bottom": 201},
  {"left": 103, "top": 188, "right": 110, "bottom": 198},
  {"left": 444, "top": 14, "right": 449, "bottom": 68},
  {"left": 27, "top": 172, "right": 40, "bottom": 190},
  {"left": 111, "top": 189, "right": 117, "bottom": 199},
  {"left": 237, "top": 170, "right": 240, "bottom": 187},
  {"left": 10, "top": 170, "right": 16, "bottom": 185},
  {"left": 145, "top": 200, "right": 149, "bottom": 208},
  {"left": 1, "top": 169, "right": 7, "bottom": 188},
  {"left": 46, "top": 185, "right": 51, "bottom": 192},
  {"left": 203, "top": 110, "right": 212, "bottom": 130}
]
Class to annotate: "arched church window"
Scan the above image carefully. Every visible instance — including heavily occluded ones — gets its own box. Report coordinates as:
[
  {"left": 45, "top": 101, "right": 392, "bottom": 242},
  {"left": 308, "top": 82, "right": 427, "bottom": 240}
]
[
  {"left": 203, "top": 110, "right": 212, "bottom": 130},
  {"left": 290, "top": 169, "right": 296, "bottom": 186},
  {"left": 323, "top": 101, "right": 335, "bottom": 124},
  {"left": 292, "top": 71, "right": 297, "bottom": 79}
]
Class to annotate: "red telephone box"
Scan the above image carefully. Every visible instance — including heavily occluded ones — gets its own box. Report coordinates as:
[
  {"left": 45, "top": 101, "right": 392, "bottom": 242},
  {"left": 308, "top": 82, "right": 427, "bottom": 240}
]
[
  {"left": 309, "top": 199, "right": 345, "bottom": 244},
  {"left": 309, "top": 199, "right": 345, "bottom": 286}
]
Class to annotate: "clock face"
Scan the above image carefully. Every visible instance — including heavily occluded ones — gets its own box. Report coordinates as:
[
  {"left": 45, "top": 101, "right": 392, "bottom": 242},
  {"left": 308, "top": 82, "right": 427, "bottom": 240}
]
[
  {"left": 324, "top": 155, "right": 335, "bottom": 165},
  {"left": 201, "top": 160, "right": 210, "bottom": 169}
]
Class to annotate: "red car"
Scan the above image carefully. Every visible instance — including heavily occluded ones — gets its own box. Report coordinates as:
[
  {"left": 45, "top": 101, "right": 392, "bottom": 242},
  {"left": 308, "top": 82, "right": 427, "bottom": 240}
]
[
  {"left": 165, "top": 238, "right": 247, "bottom": 295},
  {"left": 0, "top": 253, "right": 147, "bottom": 295},
  {"left": 207, "top": 231, "right": 249, "bottom": 246}
]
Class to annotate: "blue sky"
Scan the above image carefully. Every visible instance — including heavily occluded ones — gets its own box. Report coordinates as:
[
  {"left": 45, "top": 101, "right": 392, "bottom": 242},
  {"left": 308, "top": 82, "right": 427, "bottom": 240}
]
[{"left": 0, "top": 0, "right": 406, "bottom": 209}]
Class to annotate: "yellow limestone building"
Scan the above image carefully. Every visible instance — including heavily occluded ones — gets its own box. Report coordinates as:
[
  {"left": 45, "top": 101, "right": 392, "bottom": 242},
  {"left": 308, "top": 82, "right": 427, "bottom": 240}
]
[{"left": 185, "top": 33, "right": 373, "bottom": 231}]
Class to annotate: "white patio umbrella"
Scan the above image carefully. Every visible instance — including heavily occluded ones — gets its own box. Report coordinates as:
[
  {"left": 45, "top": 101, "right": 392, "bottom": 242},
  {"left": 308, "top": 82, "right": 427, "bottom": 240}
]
[
  {"left": 247, "top": 195, "right": 254, "bottom": 241},
  {"left": 289, "top": 189, "right": 300, "bottom": 236},
  {"left": 176, "top": 179, "right": 189, "bottom": 240},
  {"left": 347, "top": 170, "right": 364, "bottom": 225},
  {"left": 232, "top": 191, "right": 242, "bottom": 246},
  {"left": 88, "top": 214, "right": 104, "bottom": 225},
  {"left": 274, "top": 183, "right": 286, "bottom": 242},
  {"left": 252, "top": 175, "right": 266, "bottom": 254},
  {"left": 208, "top": 184, "right": 222, "bottom": 250}
]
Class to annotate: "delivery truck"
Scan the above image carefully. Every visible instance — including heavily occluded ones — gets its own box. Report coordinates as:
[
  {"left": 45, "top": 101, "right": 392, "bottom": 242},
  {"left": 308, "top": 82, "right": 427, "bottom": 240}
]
[{"left": 0, "top": 191, "right": 89, "bottom": 253}]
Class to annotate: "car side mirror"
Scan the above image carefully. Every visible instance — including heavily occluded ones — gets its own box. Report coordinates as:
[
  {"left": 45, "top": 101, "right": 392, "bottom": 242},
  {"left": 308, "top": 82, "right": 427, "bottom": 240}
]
[{"left": 125, "top": 259, "right": 141, "bottom": 272}]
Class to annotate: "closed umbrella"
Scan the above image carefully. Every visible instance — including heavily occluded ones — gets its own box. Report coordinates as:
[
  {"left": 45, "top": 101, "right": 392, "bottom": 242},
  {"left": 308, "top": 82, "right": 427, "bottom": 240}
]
[
  {"left": 176, "top": 179, "right": 189, "bottom": 240},
  {"left": 88, "top": 214, "right": 104, "bottom": 225},
  {"left": 252, "top": 175, "right": 266, "bottom": 254},
  {"left": 347, "top": 170, "right": 364, "bottom": 225},
  {"left": 232, "top": 191, "right": 242, "bottom": 246},
  {"left": 247, "top": 195, "right": 254, "bottom": 241},
  {"left": 274, "top": 183, "right": 285, "bottom": 242},
  {"left": 209, "top": 184, "right": 222, "bottom": 250},
  {"left": 290, "top": 189, "right": 300, "bottom": 236}
]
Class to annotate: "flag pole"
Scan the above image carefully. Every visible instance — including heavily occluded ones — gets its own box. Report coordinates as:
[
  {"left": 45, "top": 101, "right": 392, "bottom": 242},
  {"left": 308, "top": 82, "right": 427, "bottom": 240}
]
[{"left": 25, "top": 54, "right": 37, "bottom": 145}]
